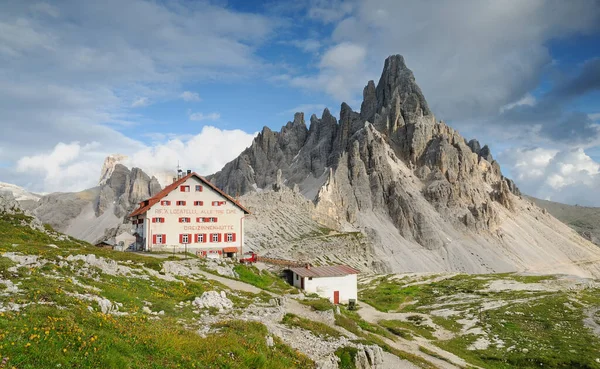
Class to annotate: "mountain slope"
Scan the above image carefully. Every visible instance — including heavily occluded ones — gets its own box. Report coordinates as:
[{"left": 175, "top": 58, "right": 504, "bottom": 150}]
[
  {"left": 210, "top": 55, "right": 600, "bottom": 277},
  {"left": 32, "top": 164, "right": 161, "bottom": 243},
  {"left": 527, "top": 196, "right": 600, "bottom": 246}
]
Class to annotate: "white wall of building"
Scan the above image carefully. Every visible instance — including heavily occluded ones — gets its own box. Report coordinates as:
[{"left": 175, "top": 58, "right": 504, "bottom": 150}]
[
  {"left": 292, "top": 272, "right": 357, "bottom": 303},
  {"left": 132, "top": 175, "right": 246, "bottom": 254}
]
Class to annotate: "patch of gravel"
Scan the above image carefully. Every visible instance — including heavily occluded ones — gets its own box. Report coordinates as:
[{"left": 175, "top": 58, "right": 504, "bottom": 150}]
[
  {"left": 2, "top": 252, "right": 47, "bottom": 270},
  {"left": 66, "top": 292, "right": 127, "bottom": 315},
  {"left": 0, "top": 279, "right": 20, "bottom": 295},
  {"left": 484, "top": 280, "right": 557, "bottom": 292}
]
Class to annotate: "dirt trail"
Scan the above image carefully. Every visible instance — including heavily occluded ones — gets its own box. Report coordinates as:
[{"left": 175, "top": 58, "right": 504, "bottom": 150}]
[
  {"left": 356, "top": 302, "right": 477, "bottom": 369},
  {"left": 197, "top": 269, "right": 426, "bottom": 368}
]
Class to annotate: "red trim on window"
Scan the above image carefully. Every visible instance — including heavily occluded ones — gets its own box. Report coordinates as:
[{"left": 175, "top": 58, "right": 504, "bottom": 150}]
[
  {"left": 218, "top": 233, "right": 222, "bottom": 242},
  {"left": 163, "top": 234, "right": 166, "bottom": 243},
  {"left": 152, "top": 234, "right": 157, "bottom": 244},
  {"left": 232, "top": 233, "right": 236, "bottom": 242}
]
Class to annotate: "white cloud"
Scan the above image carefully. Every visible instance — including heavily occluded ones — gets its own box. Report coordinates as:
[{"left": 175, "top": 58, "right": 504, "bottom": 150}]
[
  {"left": 131, "top": 97, "right": 149, "bottom": 107},
  {"left": 500, "top": 93, "right": 536, "bottom": 113},
  {"left": 289, "top": 42, "right": 368, "bottom": 101},
  {"left": 189, "top": 112, "right": 220, "bottom": 121},
  {"left": 0, "top": 0, "right": 278, "bottom": 184},
  {"left": 499, "top": 147, "right": 600, "bottom": 206},
  {"left": 307, "top": 0, "right": 355, "bottom": 24},
  {"left": 289, "top": 39, "right": 322, "bottom": 53},
  {"left": 590, "top": 113, "right": 600, "bottom": 122},
  {"left": 12, "top": 126, "right": 256, "bottom": 192},
  {"left": 288, "top": 0, "right": 600, "bottom": 122},
  {"left": 15, "top": 142, "right": 103, "bottom": 192},
  {"left": 126, "top": 126, "right": 256, "bottom": 182},
  {"left": 285, "top": 103, "right": 327, "bottom": 115},
  {"left": 180, "top": 91, "right": 201, "bottom": 102}
]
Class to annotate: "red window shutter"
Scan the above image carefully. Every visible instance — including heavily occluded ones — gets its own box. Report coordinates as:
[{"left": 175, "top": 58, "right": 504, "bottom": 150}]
[
  {"left": 163, "top": 234, "right": 166, "bottom": 243},
  {"left": 218, "top": 233, "right": 222, "bottom": 242},
  {"left": 180, "top": 186, "right": 185, "bottom": 192},
  {"left": 203, "top": 234, "right": 207, "bottom": 243},
  {"left": 152, "top": 218, "right": 156, "bottom": 223},
  {"left": 153, "top": 234, "right": 157, "bottom": 244},
  {"left": 179, "top": 234, "right": 183, "bottom": 243},
  {"left": 232, "top": 233, "right": 236, "bottom": 242}
]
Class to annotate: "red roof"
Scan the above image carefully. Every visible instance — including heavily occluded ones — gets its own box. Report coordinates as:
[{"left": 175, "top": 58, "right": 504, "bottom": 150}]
[
  {"left": 288, "top": 265, "right": 360, "bottom": 278},
  {"left": 129, "top": 172, "right": 250, "bottom": 217}
]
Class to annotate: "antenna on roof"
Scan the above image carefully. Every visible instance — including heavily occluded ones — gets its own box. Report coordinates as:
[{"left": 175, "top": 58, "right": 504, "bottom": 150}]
[{"left": 177, "top": 161, "right": 183, "bottom": 180}]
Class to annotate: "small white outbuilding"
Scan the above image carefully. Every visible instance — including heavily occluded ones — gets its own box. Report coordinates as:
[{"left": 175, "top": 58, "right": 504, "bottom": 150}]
[{"left": 288, "top": 265, "right": 359, "bottom": 304}]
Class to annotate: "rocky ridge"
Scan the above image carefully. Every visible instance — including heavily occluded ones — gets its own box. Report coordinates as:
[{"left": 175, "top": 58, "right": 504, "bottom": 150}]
[
  {"left": 210, "top": 54, "right": 600, "bottom": 277},
  {"left": 31, "top": 164, "right": 160, "bottom": 243}
]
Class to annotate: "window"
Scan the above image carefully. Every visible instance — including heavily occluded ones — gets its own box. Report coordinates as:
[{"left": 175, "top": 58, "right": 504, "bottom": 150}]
[
  {"left": 195, "top": 185, "right": 203, "bottom": 192},
  {"left": 309, "top": 277, "right": 313, "bottom": 280},
  {"left": 195, "top": 234, "right": 206, "bottom": 243},
  {"left": 160, "top": 200, "right": 171, "bottom": 206},
  {"left": 296, "top": 275, "right": 299, "bottom": 280},
  {"left": 176, "top": 201, "right": 186, "bottom": 206},
  {"left": 179, "top": 217, "right": 191, "bottom": 223},
  {"left": 180, "top": 185, "right": 190, "bottom": 192},
  {"left": 212, "top": 201, "right": 226, "bottom": 206},
  {"left": 209, "top": 217, "right": 217, "bottom": 223},
  {"left": 138, "top": 219, "right": 144, "bottom": 224},
  {"left": 181, "top": 234, "right": 189, "bottom": 243},
  {"left": 196, "top": 217, "right": 204, "bottom": 223},
  {"left": 211, "top": 233, "right": 220, "bottom": 242},
  {"left": 153, "top": 234, "right": 166, "bottom": 244},
  {"left": 194, "top": 201, "right": 203, "bottom": 206},
  {"left": 152, "top": 217, "right": 165, "bottom": 223},
  {"left": 226, "top": 233, "right": 233, "bottom": 242}
]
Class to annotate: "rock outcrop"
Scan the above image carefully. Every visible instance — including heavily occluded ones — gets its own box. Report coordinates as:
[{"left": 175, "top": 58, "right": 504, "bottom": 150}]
[
  {"left": 98, "top": 154, "right": 128, "bottom": 186},
  {"left": 32, "top": 163, "right": 161, "bottom": 243},
  {"left": 211, "top": 55, "right": 517, "bottom": 241},
  {"left": 211, "top": 54, "right": 600, "bottom": 277}
]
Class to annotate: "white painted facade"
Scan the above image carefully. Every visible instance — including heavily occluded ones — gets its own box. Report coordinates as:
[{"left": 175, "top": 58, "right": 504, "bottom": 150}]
[
  {"left": 115, "top": 232, "right": 136, "bottom": 248},
  {"left": 291, "top": 272, "right": 358, "bottom": 304},
  {"left": 130, "top": 174, "right": 248, "bottom": 257}
]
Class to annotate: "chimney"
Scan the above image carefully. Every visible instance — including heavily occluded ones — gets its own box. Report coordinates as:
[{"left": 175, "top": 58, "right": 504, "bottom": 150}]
[
  {"left": 305, "top": 263, "right": 310, "bottom": 270},
  {"left": 187, "top": 169, "right": 191, "bottom": 175},
  {"left": 172, "top": 177, "right": 177, "bottom": 183}
]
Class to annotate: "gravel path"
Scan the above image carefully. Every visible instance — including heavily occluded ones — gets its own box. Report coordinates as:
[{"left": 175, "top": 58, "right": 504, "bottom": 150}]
[
  {"left": 357, "top": 302, "right": 475, "bottom": 369},
  {"left": 197, "top": 268, "right": 427, "bottom": 368}
]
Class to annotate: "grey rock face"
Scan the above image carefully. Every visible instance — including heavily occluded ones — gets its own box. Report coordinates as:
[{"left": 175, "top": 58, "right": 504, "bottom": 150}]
[
  {"left": 209, "top": 54, "right": 522, "bottom": 251},
  {"left": 32, "top": 164, "right": 161, "bottom": 243},
  {"left": 0, "top": 191, "right": 19, "bottom": 214}
]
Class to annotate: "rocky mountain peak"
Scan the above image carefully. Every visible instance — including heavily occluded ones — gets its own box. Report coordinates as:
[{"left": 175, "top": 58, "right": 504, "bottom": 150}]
[
  {"left": 209, "top": 54, "right": 524, "bottom": 256},
  {"left": 374, "top": 54, "right": 431, "bottom": 120},
  {"left": 98, "top": 154, "right": 127, "bottom": 186}
]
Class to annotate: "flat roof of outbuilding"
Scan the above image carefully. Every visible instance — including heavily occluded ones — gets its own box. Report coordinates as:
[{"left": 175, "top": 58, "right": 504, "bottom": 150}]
[{"left": 288, "top": 265, "right": 359, "bottom": 278}]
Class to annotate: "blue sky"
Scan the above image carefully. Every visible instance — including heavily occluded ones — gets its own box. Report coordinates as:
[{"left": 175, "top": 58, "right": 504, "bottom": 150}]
[{"left": 0, "top": 0, "right": 599, "bottom": 205}]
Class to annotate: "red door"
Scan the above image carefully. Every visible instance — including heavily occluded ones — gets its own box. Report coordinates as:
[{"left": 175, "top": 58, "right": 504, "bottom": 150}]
[{"left": 333, "top": 291, "right": 340, "bottom": 305}]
